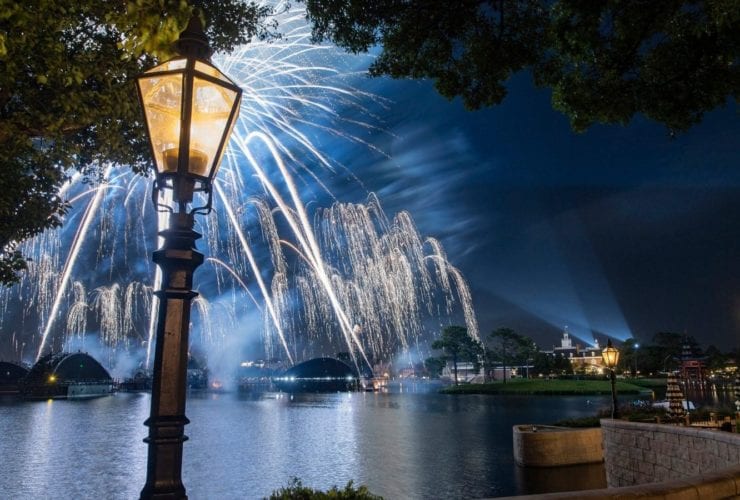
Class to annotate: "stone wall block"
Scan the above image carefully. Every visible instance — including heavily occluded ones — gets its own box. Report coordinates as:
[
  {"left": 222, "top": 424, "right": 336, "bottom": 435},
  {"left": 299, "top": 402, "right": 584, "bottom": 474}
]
[
  {"left": 639, "top": 460, "right": 655, "bottom": 476},
  {"left": 671, "top": 456, "right": 688, "bottom": 474},
  {"left": 678, "top": 433, "right": 693, "bottom": 449},
  {"left": 641, "top": 449, "right": 656, "bottom": 464},
  {"left": 716, "top": 440, "right": 729, "bottom": 460},
  {"left": 653, "top": 463, "right": 672, "bottom": 482},
  {"left": 726, "top": 444, "right": 739, "bottom": 463}
]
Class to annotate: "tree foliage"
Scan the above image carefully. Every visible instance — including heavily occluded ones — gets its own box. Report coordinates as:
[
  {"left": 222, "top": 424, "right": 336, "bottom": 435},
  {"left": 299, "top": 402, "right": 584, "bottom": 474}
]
[
  {"left": 488, "top": 327, "right": 536, "bottom": 382},
  {"left": 618, "top": 337, "right": 640, "bottom": 375},
  {"left": 0, "top": 0, "right": 277, "bottom": 284},
  {"left": 703, "top": 345, "right": 729, "bottom": 371},
  {"left": 303, "top": 0, "right": 739, "bottom": 131},
  {"left": 530, "top": 351, "right": 574, "bottom": 377},
  {"left": 614, "top": 332, "right": 728, "bottom": 375},
  {"left": 431, "top": 325, "right": 483, "bottom": 385},
  {"left": 304, "top": 0, "right": 546, "bottom": 110},
  {"left": 423, "top": 356, "right": 446, "bottom": 378}
]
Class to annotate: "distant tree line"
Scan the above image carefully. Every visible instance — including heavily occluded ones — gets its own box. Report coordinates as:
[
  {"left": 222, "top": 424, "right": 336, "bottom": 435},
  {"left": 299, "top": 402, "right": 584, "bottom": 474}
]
[
  {"left": 425, "top": 327, "right": 738, "bottom": 383},
  {"left": 616, "top": 332, "right": 738, "bottom": 376}
]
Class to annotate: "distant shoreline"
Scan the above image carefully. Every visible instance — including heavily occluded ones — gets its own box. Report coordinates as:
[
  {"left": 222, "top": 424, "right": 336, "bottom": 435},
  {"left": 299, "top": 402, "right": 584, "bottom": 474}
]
[{"left": 440, "top": 378, "right": 649, "bottom": 395}]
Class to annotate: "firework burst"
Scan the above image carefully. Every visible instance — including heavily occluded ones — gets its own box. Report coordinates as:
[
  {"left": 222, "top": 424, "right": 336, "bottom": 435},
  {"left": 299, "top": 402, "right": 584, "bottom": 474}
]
[{"left": 0, "top": 4, "right": 479, "bottom": 374}]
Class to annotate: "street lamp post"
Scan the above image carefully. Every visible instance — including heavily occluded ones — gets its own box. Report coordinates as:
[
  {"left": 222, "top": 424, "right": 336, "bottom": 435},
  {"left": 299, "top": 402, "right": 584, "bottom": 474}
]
[
  {"left": 633, "top": 342, "right": 639, "bottom": 376},
  {"left": 136, "top": 17, "right": 242, "bottom": 499},
  {"left": 602, "top": 339, "right": 620, "bottom": 419}
]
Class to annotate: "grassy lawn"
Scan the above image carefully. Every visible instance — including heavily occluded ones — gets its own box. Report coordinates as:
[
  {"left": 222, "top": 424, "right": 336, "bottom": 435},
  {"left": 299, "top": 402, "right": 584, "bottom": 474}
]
[
  {"left": 627, "top": 378, "right": 667, "bottom": 388},
  {"left": 440, "top": 378, "right": 646, "bottom": 395}
]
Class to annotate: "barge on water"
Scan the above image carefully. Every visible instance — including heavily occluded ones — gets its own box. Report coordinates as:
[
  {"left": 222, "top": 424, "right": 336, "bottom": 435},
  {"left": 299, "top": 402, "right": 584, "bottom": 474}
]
[
  {"left": 273, "top": 357, "right": 360, "bottom": 393},
  {"left": 21, "top": 352, "right": 113, "bottom": 400}
]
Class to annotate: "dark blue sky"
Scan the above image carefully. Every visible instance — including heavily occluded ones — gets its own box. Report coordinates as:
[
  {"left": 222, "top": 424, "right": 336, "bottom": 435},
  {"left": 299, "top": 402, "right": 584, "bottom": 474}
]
[{"left": 324, "top": 71, "right": 740, "bottom": 351}]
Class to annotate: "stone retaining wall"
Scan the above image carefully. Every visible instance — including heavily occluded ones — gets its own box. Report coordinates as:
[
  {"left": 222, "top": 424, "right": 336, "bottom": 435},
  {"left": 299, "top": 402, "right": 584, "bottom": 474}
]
[
  {"left": 495, "top": 463, "right": 740, "bottom": 499},
  {"left": 495, "top": 420, "right": 740, "bottom": 500},
  {"left": 601, "top": 419, "right": 740, "bottom": 487}
]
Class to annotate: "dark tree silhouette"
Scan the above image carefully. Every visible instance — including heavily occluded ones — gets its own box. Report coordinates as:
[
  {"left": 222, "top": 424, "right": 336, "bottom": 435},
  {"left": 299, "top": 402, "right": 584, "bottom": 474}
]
[
  {"left": 302, "top": 0, "right": 738, "bottom": 132},
  {"left": 0, "top": 2, "right": 277, "bottom": 284},
  {"left": 432, "top": 325, "right": 483, "bottom": 385}
]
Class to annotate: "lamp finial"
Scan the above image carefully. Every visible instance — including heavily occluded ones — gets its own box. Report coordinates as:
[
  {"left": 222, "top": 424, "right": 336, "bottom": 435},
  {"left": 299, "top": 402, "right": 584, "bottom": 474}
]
[{"left": 176, "top": 17, "right": 212, "bottom": 60}]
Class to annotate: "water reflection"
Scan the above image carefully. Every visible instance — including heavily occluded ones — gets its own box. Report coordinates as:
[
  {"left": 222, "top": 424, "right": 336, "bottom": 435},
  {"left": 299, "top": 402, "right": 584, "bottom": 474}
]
[
  {"left": 1, "top": 390, "right": 614, "bottom": 499},
  {"left": 682, "top": 379, "right": 736, "bottom": 407}
]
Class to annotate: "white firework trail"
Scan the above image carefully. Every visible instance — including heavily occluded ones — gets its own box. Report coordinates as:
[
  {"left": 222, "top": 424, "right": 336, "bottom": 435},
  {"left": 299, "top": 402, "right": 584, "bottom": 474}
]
[
  {"left": 65, "top": 281, "right": 89, "bottom": 345},
  {"left": 1, "top": 3, "right": 480, "bottom": 370},
  {"left": 123, "top": 282, "right": 152, "bottom": 348},
  {"left": 214, "top": 180, "right": 295, "bottom": 365},
  {"left": 35, "top": 166, "right": 114, "bottom": 361},
  {"left": 92, "top": 283, "right": 122, "bottom": 346},
  {"left": 192, "top": 296, "right": 214, "bottom": 347}
]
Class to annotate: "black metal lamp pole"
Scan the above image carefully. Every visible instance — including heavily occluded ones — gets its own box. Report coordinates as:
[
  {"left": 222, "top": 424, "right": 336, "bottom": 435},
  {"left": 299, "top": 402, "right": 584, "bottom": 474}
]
[
  {"left": 139, "top": 212, "right": 203, "bottom": 499},
  {"left": 609, "top": 365, "right": 619, "bottom": 419},
  {"left": 136, "top": 17, "right": 242, "bottom": 500},
  {"left": 602, "top": 339, "right": 620, "bottom": 419}
]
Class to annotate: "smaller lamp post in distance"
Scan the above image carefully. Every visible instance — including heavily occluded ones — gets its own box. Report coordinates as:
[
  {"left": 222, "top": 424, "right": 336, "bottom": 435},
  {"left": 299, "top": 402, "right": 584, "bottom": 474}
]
[
  {"left": 601, "top": 339, "right": 620, "bottom": 419},
  {"left": 633, "top": 342, "right": 639, "bottom": 376},
  {"left": 136, "top": 16, "right": 242, "bottom": 500}
]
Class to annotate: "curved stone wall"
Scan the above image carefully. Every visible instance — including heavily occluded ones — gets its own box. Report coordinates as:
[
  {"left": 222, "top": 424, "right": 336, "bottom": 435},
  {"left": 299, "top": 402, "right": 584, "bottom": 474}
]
[
  {"left": 601, "top": 419, "right": 740, "bottom": 487},
  {"left": 496, "top": 420, "right": 740, "bottom": 500},
  {"left": 496, "top": 463, "right": 740, "bottom": 499}
]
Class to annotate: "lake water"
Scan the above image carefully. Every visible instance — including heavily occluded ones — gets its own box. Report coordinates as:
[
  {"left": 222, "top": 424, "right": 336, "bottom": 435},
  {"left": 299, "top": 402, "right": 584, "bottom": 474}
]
[{"left": 0, "top": 383, "right": 611, "bottom": 499}]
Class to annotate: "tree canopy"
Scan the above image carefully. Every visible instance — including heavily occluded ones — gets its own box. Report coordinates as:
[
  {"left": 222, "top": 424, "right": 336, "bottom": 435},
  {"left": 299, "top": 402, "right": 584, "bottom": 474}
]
[
  {"left": 431, "top": 325, "right": 483, "bottom": 385},
  {"left": 488, "top": 327, "right": 536, "bottom": 382},
  {"left": 303, "top": 0, "right": 739, "bottom": 132},
  {"left": 0, "top": 0, "right": 276, "bottom": 284},
  {"left": 423, "top": 356, "right": 446, "bottom": 378}
]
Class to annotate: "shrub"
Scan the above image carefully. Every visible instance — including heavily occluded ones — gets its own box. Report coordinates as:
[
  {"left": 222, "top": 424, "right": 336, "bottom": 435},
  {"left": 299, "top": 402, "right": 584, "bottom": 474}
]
[
  {"left": 267, "top": 478, "right": 383, "bottom": 500},
  {"left": 552, "top": 416, "right": 601, "bottom": 428}
]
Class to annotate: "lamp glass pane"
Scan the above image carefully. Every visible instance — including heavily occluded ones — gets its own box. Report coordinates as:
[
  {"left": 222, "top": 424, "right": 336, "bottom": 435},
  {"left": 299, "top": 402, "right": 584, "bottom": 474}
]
[
  {"left": 601, "top": 347, "right": 619, "bottom": 368},
  {"left": 137, "top": 72, "right": 184, "bottom": 175},
  {"left": 145, "top": 58, "right": 187, "bottom": 73},
  {"left": 195, "top": 60, "right": 235, "bottom": 84},
  {"left": 188, "top": 76, "right": 239, "bottom": 178}
]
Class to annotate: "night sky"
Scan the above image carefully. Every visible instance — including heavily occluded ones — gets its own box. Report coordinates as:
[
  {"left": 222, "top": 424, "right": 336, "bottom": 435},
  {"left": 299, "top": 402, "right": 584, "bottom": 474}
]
[
  {"left": 3, "top": 22, "right": 738, "bottom": 363},
  {"left": 330, "top": 70, "right": 740, "bottom": 351}
]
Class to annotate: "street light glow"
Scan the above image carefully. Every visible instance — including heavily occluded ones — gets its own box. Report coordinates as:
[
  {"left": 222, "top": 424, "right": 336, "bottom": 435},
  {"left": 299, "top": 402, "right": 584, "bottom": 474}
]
[{"left": 601, "top": 340, "right": 620, "bottom": 368}]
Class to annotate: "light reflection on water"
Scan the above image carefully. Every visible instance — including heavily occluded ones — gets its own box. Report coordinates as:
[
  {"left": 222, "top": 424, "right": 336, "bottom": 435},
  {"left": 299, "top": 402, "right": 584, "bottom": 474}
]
[{"left": 0, "top": 386, "right": 612, "bottom": 499}]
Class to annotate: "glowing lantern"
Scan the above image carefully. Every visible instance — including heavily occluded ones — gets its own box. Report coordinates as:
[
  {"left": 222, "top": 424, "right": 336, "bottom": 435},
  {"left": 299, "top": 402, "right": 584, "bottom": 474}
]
[
  {"left": 602, "top": 339, "right": 621, "bottom": 418},
  {"left": 601, "top": 339, "right": 620, "bottom": 369},
  {"left": 136, "top": 18, "right": 242, "bottom": 210}
]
